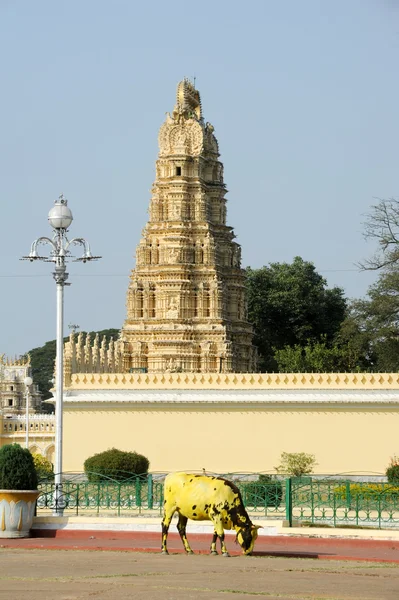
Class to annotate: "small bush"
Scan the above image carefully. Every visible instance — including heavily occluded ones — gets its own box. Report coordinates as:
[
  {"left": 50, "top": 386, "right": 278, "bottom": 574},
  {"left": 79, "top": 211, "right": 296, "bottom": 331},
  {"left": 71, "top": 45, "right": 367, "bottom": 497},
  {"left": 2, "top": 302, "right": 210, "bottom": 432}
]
[
  {"left": 84, "top": 448, "right": 150, "bottom": 482},
  {"left": 386, "top": 456, "right": 399, "bottom": 484},
  {"left": 0, "top": 444, "right": 38, "bottom": 490},
  {"left": 241, "top": 475, "right": 283, "bottom": 508},
  {"left": 275, "top": 452, "right": 317, "bottom": 477},
  {"left": 31, "top": 453, "right": 54, "bottom": 481}
]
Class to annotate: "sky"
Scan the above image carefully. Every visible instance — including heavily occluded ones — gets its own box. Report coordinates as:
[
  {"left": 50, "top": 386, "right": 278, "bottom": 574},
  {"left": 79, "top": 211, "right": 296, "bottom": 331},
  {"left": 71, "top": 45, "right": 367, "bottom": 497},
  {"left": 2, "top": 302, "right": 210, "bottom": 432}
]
[{"left": 0, "top": 0, "right": 398, "bottom": 357}]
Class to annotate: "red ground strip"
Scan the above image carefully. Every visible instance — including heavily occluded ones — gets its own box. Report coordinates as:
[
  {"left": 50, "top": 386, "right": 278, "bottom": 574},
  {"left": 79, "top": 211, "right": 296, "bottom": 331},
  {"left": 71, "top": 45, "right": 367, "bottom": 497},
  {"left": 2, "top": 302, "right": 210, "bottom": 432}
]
[{"left": 1, "top": 531, "right": 399, "bottom": 564}]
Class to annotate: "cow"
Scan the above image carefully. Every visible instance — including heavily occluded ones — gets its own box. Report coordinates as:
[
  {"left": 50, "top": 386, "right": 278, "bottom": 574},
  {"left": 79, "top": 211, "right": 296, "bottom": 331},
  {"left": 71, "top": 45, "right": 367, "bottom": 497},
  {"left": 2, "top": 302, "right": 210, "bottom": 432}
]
[{"left": 161, "top": 472, "right": 261, "bottom": 556}]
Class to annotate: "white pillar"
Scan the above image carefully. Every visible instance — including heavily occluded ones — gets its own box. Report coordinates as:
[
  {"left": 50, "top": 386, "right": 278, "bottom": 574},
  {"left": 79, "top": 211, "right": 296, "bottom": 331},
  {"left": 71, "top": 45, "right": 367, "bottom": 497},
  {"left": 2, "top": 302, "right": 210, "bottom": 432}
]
[
  {"left": 23, "top": 376, "right": 32, "bottom": 449},
  {"left": 53, "top": 261, "right": 66, "bottom": 516}
]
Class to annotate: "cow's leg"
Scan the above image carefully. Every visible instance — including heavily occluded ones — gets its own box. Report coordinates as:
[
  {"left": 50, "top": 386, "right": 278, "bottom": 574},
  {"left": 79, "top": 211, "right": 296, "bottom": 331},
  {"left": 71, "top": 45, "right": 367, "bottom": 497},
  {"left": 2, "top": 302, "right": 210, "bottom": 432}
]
[
  {"left": 161, "top": 506, "right": 175, "bottom": 554},
  {"left": 210, "top": 531, "right": 218, "bottom": 555},
  {"left": 210, "top": 515, "right": 229, "bottom": 557},
  {"left": 177, "top": 514, "right": 194, "bottom": 554}
]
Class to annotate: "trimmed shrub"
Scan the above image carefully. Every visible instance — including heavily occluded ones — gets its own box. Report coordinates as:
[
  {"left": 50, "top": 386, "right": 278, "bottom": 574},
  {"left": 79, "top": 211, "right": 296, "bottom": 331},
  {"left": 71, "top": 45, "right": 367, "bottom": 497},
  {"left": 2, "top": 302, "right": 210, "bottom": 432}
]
[
  {"left": 241, "top": 475, "right": 283, "bottom": 509},
  {"left": 386, "top": 456, "right": 399, "bottom": 484},
  {"left": 0, "top": 444, "right": 38, "bottom": 490},
  {"left": 84, "top": 448, "right": 150, "bottom": 482}
]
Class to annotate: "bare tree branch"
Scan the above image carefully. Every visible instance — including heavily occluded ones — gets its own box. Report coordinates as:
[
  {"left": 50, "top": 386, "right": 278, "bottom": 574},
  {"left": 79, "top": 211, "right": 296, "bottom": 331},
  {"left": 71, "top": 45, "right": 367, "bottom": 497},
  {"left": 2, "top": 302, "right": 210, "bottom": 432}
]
[{"left": 358, "top": 198, "right": 399, "bottom": 271}]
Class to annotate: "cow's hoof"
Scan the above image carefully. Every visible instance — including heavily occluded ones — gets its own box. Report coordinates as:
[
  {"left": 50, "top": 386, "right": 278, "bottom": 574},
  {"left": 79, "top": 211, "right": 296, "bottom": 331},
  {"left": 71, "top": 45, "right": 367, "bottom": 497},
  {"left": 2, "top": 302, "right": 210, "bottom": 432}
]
[
  {"left": 222, "top": 552, "right": 230, "bottom": 557},
  {"left": 161, "top": 550, "right": 169, "bottom": 555},
  {"left": 210, "top": 551, "right": 218, "bottom": 556},
  {"left": 187, "top": 550, "right": 195, "bottom": 555}
]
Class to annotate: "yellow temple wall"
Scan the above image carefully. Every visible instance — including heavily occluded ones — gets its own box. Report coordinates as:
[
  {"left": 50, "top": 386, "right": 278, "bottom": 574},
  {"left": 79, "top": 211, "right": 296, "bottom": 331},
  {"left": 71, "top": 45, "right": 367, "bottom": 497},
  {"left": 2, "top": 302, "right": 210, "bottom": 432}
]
[
  {"left": 63, "top": 406, "right": 398, "bottom": 475},
  {"left": 62, "top": 372, "right": 399, "bottom": 475}
]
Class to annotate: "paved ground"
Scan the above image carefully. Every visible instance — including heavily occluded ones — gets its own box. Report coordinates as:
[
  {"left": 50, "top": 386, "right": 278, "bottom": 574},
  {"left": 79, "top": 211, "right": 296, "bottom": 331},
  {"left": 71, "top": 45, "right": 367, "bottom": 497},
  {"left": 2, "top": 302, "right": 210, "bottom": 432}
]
[
  {"left": 0, "top": 547, "right": 399, "bottom": 600},
  {"left": 3, "top": 531, "right": 399, "bottom": 563}
]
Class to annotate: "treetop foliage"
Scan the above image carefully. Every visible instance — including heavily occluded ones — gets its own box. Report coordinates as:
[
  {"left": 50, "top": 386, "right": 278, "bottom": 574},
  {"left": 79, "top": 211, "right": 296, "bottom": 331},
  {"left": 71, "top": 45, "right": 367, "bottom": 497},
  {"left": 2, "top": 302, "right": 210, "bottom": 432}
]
[{"left": 246, "top": 257, "right": 347, "bottom": 371}]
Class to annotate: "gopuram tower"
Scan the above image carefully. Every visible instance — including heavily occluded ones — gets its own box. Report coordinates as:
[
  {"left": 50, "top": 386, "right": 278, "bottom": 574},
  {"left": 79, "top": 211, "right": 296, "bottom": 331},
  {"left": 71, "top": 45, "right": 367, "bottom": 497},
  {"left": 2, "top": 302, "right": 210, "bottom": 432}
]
[{"left": 120, "top": 79, "right": 256, "bottom": 373}]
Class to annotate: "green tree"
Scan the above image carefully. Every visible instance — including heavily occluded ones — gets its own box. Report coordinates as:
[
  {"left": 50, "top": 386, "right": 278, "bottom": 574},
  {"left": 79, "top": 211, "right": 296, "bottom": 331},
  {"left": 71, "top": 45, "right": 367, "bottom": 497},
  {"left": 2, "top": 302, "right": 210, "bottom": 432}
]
[
  {"left": 246, "top": 257, "right": 347, "bottom": 371},
  {"left": 275, "top": 452, "right": 317, "bottom": 477},
  {"left": 341, "top": 271, "right": 399, "bottom": 371},
  {"left": 274, "top": 337, "right": 356, "bottom": 372},
  {"left": 25, "top": 328, "right": 120, "bottom": 410}
]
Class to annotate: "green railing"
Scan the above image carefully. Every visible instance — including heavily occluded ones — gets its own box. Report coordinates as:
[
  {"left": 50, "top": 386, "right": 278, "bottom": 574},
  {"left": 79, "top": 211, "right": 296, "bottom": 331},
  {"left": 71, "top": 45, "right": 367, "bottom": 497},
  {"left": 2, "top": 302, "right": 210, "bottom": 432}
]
[
  {"left": 37, "top": 473, "right": 165, "bottom": 516},
  {"left": 289, "top": 478, "right": 399, "bottom": 529},
  {"left": 36, "top": 473, "right": 399, "bottom": 529},
  {"left": 36, "top": 472, "right": 284, "bottom": 517}
]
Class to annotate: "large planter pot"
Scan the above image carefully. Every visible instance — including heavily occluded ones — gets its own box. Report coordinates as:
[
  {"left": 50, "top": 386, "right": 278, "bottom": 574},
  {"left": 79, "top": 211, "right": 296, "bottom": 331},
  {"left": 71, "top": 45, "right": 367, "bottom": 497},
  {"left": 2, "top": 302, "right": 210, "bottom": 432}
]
[{"left": 0, "top": 490, "right": 40, "bottom": 538}]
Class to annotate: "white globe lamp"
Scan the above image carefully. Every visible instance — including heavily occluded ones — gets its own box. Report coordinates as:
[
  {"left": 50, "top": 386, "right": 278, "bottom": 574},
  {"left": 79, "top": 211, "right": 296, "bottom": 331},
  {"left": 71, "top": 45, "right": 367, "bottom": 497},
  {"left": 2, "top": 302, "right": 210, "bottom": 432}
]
[{"left": 48, "top": 196, "right": 73, "bottom": 230}]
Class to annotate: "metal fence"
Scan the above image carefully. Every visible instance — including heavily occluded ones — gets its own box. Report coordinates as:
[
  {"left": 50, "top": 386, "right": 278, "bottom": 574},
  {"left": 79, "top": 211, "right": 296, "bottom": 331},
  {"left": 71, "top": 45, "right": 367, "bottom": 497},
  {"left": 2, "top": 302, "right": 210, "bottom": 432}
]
[
  {"left": 36, "top": 472, "right": 285, "bottom": 518},
  {"left": 289, "top": 478, "right": 399, "bottom": 529},
  {"left": 36, "top": 473, "right": 399, "bottom": 529}
]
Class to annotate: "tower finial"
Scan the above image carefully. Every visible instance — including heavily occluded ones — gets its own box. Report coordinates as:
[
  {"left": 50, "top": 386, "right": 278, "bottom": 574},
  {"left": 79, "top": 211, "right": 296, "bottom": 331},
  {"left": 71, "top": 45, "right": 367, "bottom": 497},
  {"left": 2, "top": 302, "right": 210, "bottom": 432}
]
[{"left": 174, "top": 79, "right": 202, "bottom": 120}]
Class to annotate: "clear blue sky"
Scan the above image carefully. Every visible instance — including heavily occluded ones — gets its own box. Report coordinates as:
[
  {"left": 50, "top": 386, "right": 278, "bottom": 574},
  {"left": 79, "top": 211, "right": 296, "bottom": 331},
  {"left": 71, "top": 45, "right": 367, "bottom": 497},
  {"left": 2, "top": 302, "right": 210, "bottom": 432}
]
[{"left": 1, "top": 0, "right": 398, "bottom": 356}]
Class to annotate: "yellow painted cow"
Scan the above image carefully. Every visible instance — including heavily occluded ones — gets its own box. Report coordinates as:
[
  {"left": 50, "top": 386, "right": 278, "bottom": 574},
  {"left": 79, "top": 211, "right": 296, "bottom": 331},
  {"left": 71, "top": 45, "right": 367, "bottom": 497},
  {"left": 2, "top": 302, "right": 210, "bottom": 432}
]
[{"left": 161, "top": 472, "right": 261, "bottom": 556}]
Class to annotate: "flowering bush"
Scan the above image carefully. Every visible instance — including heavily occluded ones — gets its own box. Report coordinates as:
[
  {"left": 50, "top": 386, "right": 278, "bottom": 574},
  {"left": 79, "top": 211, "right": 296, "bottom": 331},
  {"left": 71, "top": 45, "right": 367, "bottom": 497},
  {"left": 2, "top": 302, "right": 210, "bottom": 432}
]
[
  {"left": 31, "top": 453, "right": 54, "bottom": 481},
  {"left": 335, "top": 482, "right": 399, "bottom": 502}
]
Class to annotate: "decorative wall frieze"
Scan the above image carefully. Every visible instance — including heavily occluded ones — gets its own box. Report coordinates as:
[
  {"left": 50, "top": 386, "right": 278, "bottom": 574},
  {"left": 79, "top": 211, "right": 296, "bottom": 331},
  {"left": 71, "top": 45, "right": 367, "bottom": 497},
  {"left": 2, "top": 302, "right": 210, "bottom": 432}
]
[{"left": 67, "top": 372, "right": 399, "bottom": 391}]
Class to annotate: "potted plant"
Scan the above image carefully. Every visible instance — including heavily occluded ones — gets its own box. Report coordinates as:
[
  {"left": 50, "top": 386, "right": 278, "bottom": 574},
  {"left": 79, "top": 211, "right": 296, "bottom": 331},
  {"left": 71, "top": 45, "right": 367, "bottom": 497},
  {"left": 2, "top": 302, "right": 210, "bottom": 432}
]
[{"left": 0, "top": 444, "right": 39, "bottom": 538}]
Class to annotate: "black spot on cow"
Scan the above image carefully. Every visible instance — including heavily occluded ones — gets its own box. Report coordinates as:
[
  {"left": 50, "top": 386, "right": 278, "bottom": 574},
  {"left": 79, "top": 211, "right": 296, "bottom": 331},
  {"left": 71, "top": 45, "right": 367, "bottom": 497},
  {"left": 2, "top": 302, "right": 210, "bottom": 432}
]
[
  {"left": 214, "top": 488, "right": 217, "bottom": 491},
  {"left": 192, "top": 505, "right": 196, "bottom": 510},
  {"left": 239, "top": 525, "right": 253, "bottom": 552},
  {"left": 192, "top": 512, "right": 197, "bottom": 516},
  {"left": 190, "top": 479, "right": 193, "bottom": 482}
]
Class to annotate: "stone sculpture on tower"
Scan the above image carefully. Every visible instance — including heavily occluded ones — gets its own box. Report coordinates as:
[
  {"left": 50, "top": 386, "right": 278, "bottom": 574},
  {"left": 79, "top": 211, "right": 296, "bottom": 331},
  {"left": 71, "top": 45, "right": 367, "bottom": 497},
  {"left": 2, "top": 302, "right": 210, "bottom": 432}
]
[{"left": 120, "top": 79, "right": 256, "bottom": 373}]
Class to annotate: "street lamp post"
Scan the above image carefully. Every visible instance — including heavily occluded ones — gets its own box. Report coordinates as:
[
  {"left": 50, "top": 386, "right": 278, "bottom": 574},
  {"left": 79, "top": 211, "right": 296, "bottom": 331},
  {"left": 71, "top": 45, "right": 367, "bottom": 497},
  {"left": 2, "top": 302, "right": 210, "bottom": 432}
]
[
  {"left": 23, "top": 376, "right": 33, "bottom": 449},
  {"left": 22, "top": 195, "right": 100, "bottom": 515}
]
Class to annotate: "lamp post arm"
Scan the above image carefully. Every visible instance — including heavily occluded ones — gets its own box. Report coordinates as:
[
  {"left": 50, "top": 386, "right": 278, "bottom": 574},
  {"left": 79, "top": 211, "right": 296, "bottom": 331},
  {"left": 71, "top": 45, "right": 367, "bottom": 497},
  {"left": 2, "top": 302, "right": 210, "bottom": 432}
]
[
  {"left": 66, "top": 237, "right": 94, "bottom": 260},
  {"left": 28, "top": 237, "right": 58, "bottom": 259}
]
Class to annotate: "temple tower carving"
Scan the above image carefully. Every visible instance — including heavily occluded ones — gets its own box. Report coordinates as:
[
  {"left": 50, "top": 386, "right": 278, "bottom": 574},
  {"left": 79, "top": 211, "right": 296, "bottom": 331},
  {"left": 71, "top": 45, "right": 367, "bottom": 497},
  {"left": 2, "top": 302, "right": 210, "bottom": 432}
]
[{"left": 120, "top": 79, "right": 256, "bottom": 373}]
